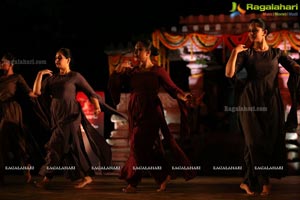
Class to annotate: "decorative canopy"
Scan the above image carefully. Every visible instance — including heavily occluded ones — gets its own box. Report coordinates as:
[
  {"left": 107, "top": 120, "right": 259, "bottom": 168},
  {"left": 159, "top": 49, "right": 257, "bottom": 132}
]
[{"left": 152, "top": 30, "right": 300, "bottom": 52}]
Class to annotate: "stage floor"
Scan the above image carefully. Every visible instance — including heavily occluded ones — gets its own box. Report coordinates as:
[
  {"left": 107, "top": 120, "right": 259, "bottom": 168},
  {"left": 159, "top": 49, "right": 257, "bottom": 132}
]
[{"left": 0, "top": 175, "right": 299, "bottom": 200}]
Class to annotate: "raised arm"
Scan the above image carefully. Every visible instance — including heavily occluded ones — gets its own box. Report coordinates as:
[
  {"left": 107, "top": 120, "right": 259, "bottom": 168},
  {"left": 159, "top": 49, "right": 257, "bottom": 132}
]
[
  {"left": 33, "top": 69, "right": 53, "bottom": 95},
  {"left": 108, "top": 61, "right": 132, "bottom": 106},
  {"left": 225, "top": 44, "right": 248, "bottom": 78}
]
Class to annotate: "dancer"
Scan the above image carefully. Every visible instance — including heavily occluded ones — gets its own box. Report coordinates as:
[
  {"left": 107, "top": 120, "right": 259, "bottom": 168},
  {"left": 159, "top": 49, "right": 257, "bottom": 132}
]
[
  {"left": 0, "top": 52, "right": 35, "bottom": 185},
  {"left": 225, "top": 18, "right": 300, "bottom": 195},
  {"left": 108, "top": 39, "right": 197, "bottom": 193},
  {"left": 33, "top": 48, "right": 112, "bottom": 188}
]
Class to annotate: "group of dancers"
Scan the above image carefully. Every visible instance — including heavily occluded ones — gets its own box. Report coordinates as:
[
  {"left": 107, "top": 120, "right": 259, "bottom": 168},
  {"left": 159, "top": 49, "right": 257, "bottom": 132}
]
[
  {"left": 1, "top": 18, "right": 300, "bottom": 196},
  {"left": 0, "top": 42, "right": 196, "bottom": 192}
]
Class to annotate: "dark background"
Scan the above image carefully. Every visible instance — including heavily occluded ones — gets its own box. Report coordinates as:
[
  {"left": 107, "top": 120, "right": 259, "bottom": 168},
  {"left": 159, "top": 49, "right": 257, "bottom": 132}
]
[
  {"left": 2, "top": 0, "right": 295, "bottom": 87},
  {"left": 1, "top": 0, "right": 280, "bottom": 89}
]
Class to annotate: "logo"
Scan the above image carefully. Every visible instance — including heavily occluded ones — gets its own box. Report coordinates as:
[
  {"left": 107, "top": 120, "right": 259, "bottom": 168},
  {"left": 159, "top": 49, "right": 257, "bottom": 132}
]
[
  {"left": 229, "top": 2, "right": 298, "bottom": 17},
  {"left": 246, "top": 3, "right": 298, "bottom": 12},
  {"left": 229, "top": 2, "right": 246, "bottom": 18}
]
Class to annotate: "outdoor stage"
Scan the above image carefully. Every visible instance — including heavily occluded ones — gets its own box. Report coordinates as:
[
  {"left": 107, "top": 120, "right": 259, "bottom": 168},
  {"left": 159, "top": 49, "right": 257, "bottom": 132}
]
[{"left": 0, "top": 175, "right": 299, "bottom": 200}]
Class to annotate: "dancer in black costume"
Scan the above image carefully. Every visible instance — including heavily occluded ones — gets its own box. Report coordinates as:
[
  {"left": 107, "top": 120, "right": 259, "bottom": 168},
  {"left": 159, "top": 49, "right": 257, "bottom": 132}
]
[
  {"left": 225, "top": 18, "right": 300, "bottom": 196},
  {"left": 0, "top": 52, "right": 35, "bottom": 185},
  {"left": 33, "top": 48, "right": 122, "bottom": 188}
]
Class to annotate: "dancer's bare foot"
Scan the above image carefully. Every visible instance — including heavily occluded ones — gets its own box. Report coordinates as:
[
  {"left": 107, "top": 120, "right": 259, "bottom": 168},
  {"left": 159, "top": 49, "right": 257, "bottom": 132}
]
[
  {"left": 157, "top": 175, "right": 171, "bottom": 192},
  {"left": 35, "top": 176, "right": 50, "bottom": 188},
  {"left": 25, "top": 164, "right": 32, "bottom": 183},
  {"left": 260, "top": 184, "right": 271, "bottom": 196},
  {"left": 74, "top": 176, "right": 93, "bottom": 188},
  {"left": 25, "top": 171, "right": 32, "bottom": 183},
  {"left": 240, "top": 183, "right": 254, "bottom": 195},
  {"left": 122, "top": 184, "right": 137, "bottom": 193}
]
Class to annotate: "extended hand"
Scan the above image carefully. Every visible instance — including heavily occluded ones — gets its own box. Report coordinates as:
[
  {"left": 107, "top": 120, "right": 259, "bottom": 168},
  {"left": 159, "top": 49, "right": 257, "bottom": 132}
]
[
  {"left": 94, "top": 108, "right": 101, "bottom": 115},
  {"left": 115, "top": 60, "right": 133, "bottom": 73},
  {"left": 177, "top": 93, "right": 193, "bottom": 104},
  {"left": 39, "top": 69, "right": 53, "bottom": 76},
  {"left": 234, "top": 44, "right": 248, "bottom": 54}
]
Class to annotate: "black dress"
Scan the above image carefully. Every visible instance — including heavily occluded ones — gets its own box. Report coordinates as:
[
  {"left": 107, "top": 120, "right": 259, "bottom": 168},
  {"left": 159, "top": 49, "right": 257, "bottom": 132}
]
[
  {"left": 35, "top": 71, "right": 112, "bottom": 181},
  {"left": 286, "top": 72, "right": 300, "bottom": 131},
  {"left": 0, "top": 74, "right": 32, "bottom": 179},
  {"left": 235, "top": 48, "right": 300, "bottom": 190}
]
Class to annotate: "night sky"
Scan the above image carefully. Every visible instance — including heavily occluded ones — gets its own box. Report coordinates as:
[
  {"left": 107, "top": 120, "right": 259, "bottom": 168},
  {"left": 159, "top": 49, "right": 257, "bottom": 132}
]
[{"left": 1, "top": 0, "right": 297, "bottom": 91}]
